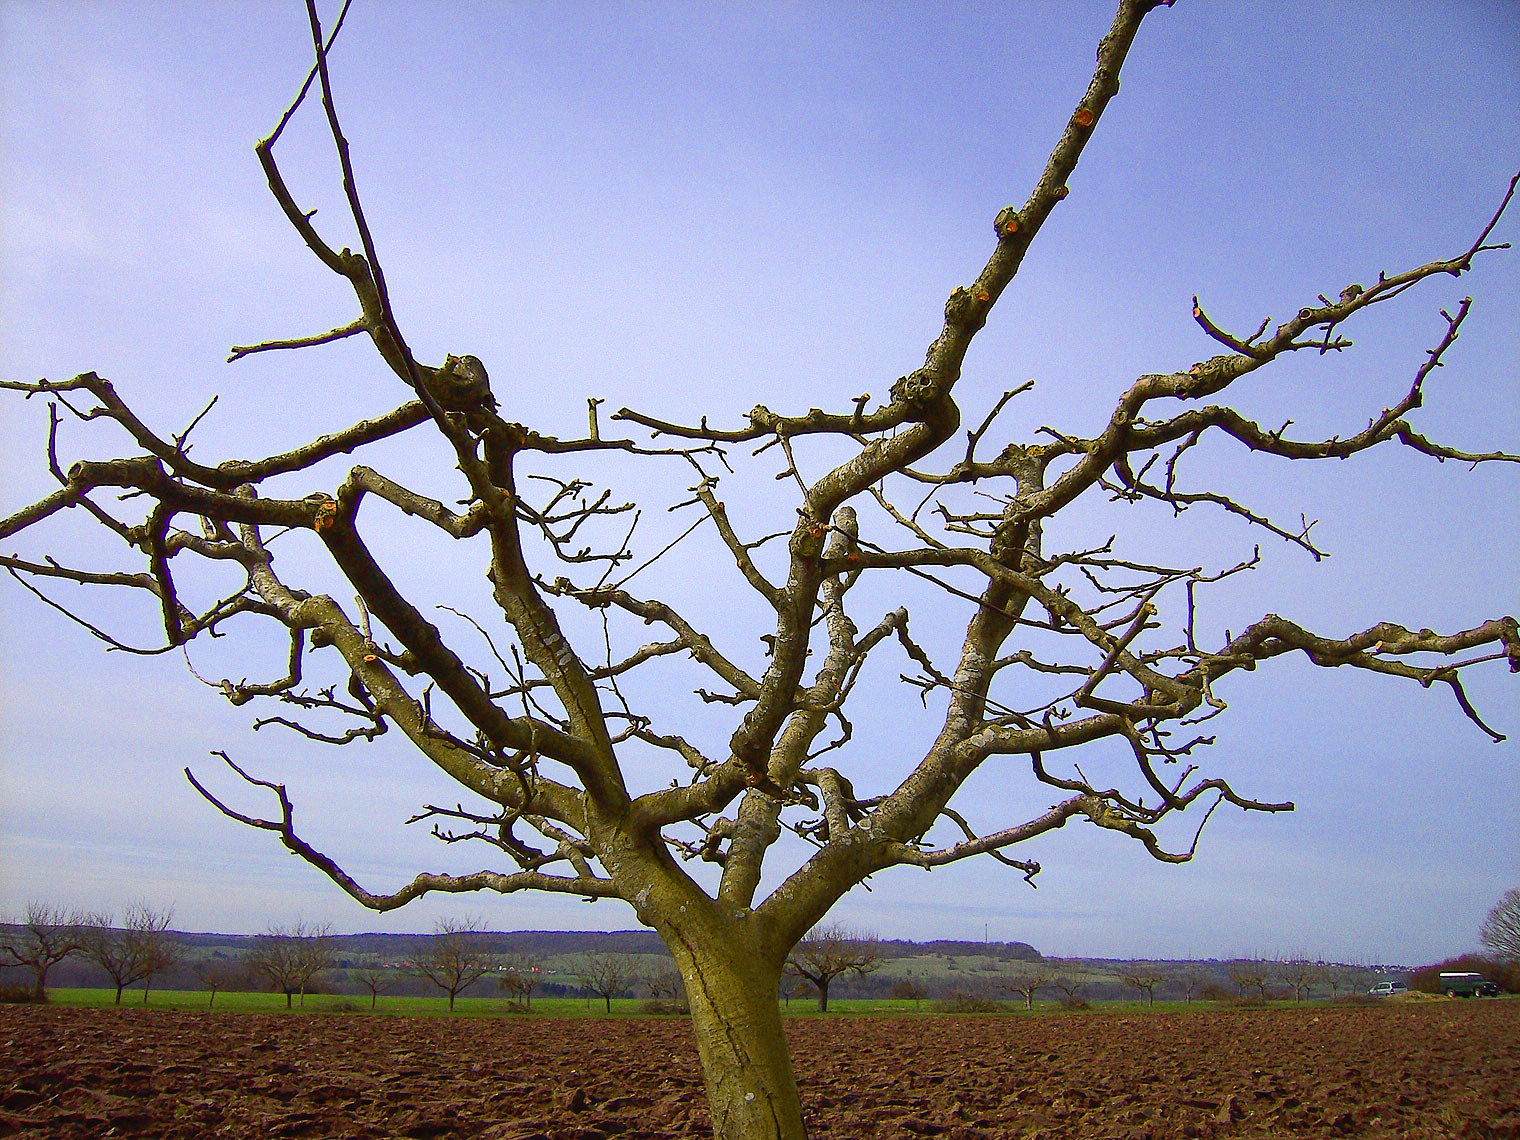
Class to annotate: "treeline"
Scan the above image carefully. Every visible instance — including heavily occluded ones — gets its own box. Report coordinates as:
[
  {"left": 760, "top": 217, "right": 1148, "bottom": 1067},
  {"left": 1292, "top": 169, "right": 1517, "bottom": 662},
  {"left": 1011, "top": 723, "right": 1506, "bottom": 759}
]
[
  {"left": 9, "top": 899, "right": 1515, "bottom": 1011},
  {"left": 0, "top": 908, "right": 677, "bottom": 1010},
  {"left": 168, "top": 927, "right": 670, "bottom": 961}
]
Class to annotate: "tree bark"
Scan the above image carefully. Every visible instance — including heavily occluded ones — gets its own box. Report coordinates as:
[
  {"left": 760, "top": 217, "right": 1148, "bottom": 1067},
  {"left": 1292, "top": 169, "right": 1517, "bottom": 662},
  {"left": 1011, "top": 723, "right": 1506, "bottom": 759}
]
[{"left": 668, "top": 936, "right": 806, "bottom": 1140}]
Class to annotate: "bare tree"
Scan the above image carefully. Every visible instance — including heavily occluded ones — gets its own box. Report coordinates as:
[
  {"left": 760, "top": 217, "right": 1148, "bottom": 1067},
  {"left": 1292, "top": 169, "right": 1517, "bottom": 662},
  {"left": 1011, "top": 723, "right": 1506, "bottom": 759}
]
[
  {"left": 1480, "top": 889, "right": 1520, "bottom": 961},
  {"left": 1320, "top": 966, "right": 1353, "bottom": 1001},
  {"left": 1049, "top": 974, "right": 1089, "bottom": 1008},
  {"left": 1122, "top": 968, "right": 1167, "bottom": 1006},
  {"left": 998, "top": 967, "right": 1053, "bottom": 1011},
  {"left": 1277, "top": 957, "right": 1319, "bottom": 1002},
  {"left": 409, "top": 917, "right": 496, "bottom": 1012},
  {"left": 576, "top": 952, "right": 637, "bottom": 1014},
  {"left": 1226, "top": 959, "right": 1270, "bottom": 1002},
  {"left": 0, "top": 903, "right": 82, "bottom": 1001},
  {"left": 496, "top": 953, "right": 539, "bottom": 1011},
  {"left": 192, "top": 958, "right": 246, "bottom": 1008},
  {"left": 81, "top": 916, "right": 148, "bottom": 1005},
  {"left": 786, "top": 925, "right": 880, "bottom": 1013},
  {"left": 1178, "top": 963, "right": 1208, "bottom": 1005},
  {"left": 353, "top": 966, "right": 403, "bottom": 1010},
  {"left": 1, "top": 2, "right": 1515, "bottom": 1136},
  {"left": 246, "top": 921, "right": 335, "bottom": 1009},
  {"left": 79, "top": 903, "right": 179, "bottom": 1005}
]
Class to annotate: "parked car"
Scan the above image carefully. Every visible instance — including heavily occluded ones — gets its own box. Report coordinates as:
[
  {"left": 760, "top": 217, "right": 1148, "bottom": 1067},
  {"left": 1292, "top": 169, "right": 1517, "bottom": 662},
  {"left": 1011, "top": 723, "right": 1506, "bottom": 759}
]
[
  {"left": 1367, "top": 980, "right": 1408, "bottom": 997},
  {"left": 1438, "top": 972, "right": 1501, "bottom": 998}
]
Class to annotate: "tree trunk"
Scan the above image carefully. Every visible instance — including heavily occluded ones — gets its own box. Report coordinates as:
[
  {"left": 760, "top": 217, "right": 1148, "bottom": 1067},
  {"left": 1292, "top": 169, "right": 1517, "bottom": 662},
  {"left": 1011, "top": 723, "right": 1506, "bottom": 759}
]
[
  {"left": 816, "top": 980, "right": 829, "bottom": 1014},
  {"left": 670, "top": 942, "right": 806, "bottom": 1140}
]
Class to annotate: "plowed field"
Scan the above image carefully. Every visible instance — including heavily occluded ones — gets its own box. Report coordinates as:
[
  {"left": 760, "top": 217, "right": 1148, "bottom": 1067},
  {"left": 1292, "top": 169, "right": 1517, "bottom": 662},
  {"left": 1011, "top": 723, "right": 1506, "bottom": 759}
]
[{"left": 1, "top": 1000, "right": 1515, "bottom": 1138}]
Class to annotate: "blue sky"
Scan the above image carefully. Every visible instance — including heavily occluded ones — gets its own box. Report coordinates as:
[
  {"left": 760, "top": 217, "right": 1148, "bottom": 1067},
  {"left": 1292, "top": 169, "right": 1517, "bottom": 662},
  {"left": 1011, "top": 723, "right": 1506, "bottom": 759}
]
[{"left": 2, "top": 1, "right": 1517, "bottom": 964}]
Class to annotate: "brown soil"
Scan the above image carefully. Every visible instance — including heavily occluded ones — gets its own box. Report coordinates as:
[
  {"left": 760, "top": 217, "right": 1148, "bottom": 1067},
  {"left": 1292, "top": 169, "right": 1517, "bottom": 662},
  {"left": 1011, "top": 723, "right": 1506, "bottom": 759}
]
[{"left": 1, "top": 1000, "right": 1515, "bottom": 1139}]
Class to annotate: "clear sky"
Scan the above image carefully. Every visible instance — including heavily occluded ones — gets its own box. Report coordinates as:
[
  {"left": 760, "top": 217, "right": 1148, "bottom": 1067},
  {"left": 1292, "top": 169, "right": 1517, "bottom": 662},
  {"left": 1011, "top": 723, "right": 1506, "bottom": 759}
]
[{"left": 2, "top": 1, "right": 1516, "bottom": 965}]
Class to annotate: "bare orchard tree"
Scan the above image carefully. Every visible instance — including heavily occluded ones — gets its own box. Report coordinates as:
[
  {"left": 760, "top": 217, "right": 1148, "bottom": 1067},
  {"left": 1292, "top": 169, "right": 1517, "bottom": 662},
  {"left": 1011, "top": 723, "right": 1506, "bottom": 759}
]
[
  {"left": 1122, "top": 968, "right": 1167, "bottom": 1006},
  {"left": 246, "top": 921, "right": 335, "bottom": 1009},
  {"left": 644, "top": 965, "right": 685, "bottom": 1007},
  {"left": 576, "top": 952, "right": 637, "bottom": 1014},
  {"left": 1276, "top": 957, "right": 1319, "bottom": 1002},
  {"left": 786, "top": 924, "right": 880, "bottom": 1013},
  {"left": 192, "top": 958, "right": 246, "bottom": 1009},
  {"left": 79, "top": 903, "right": 180, "bottom": 1005},
  {"left": 0, "top": 902, "right": 82, "bottom": 1001},
  {"left": 1226, "top": 959, "right": 1271, "bottom": 1002},
  {"left": 1480, "top": 889, "right": 1520, "bottom": 961},
  {"left": 353, "top": 966, "right": 403, "bottom": 1010},
  {"left": 0, "top": 2, "right": 1515, "bottom": 1137},
  {"left": 496, "top": 954, "right": 539, "bottom": 1011},
  {"left": 137, "top": 935, "right": 183, "bottom": 1004},
  {"left": 1050, "top": 974, "right": 1089, "bottom": 1008},
  {"left": 409, "top": 916, "right": 497, "bottom": 1012},
  {"left": 1178, "top": 964, "right": 1208, "bottom": 1006},
  {"left": 998, "top": 967, "right": 1054, "bottom": 1011}
]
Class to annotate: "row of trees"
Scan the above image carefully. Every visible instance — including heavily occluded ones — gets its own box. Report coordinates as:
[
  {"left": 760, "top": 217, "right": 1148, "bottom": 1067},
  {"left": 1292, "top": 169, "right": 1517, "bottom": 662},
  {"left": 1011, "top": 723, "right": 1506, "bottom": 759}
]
[
  {"left": 0, "top": 907, "right": 873, "bottom": 1013},
  {"left": 924, "top": 961, "right": 1386, "bottom": 1009},
  {"left": 0, "top": 901, "right": 181, "bottom": 1003},
  {"left": 0, "top": 905, "right": 678, "bottom": 1012},
  {"left": 11, "top": 892, "right": 1515, "bottom": 1010}
]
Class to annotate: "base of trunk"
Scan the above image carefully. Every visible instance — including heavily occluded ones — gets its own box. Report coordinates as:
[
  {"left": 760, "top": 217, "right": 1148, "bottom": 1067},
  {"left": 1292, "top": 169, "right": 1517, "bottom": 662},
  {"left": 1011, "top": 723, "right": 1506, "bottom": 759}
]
[{"left": 669, "top": 936, "right": 806, "bottom": 1140}]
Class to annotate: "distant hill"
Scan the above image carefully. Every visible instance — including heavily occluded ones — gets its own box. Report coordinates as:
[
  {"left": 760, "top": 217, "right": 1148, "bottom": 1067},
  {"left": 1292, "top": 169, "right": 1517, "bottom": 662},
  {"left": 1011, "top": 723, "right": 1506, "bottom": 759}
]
[
  {"left": 137, "top": 928, "right": 1039, "bottom": 961},
  {"left": 168, "top": 928, "right": 670, "bottom": 958}
]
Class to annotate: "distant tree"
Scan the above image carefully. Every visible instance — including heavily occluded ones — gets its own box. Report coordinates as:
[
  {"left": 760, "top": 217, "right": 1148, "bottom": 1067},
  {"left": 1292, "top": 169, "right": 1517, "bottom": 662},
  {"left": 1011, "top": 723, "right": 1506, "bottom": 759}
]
[
  {"left": 577, "top": 952, "right": 637, "bottom": 1013},
  {"left": 79, "top": 903, "right": 180, "bottom": 1004},
  {"left": 1320, "top": 966, "right": 1357, "bottom": 1000},
  {"left": 1276, "top": 957, "right": 1319, "bottom": 1002},
  {"left": 645, "top": 966, "right": 682, "bottom": 1001},
  {"left": 1122, "top": 968, "right": 1167, "bottom": 1006},
  {"left": 353, "top": 966, "right": 403, "bottom": 1010},
  {"left": 1226, "top": 959, "right": 1270, "bottom": 1002},
  {"left": 782, "top": 979, "right": 813, "bottom": 1010},
  {"left": 136, "top": 913, "right": 181, "bottom": 1004},
  {"left": 998, "top": 967, "right": 1053, "bottom": 1011},
  {"left": 192, "top": 958, "right": 246, "bottom": 1008},
  {"left": 1178, "top": 964, "right": 1208, "bottom": 1005},
  {"left": 246, "top": 921, "right": 335, "bottom": 1008},
  {"left": 891, "top": 979, "right": 927, "bottom": 1009},
  {"left": 410, "top": 917, "right": 497, "bottom": 1012},
  {"left": 0, "top": 902, "right": 82, "bottom": 1001},
  {"left": 1050, "top": 974, "right": 1088, "bottom": 1008},
  {"left": 1480, "top": 889, "right": 1520, "bottom": 961},
  {"left": 497, "top": 954, "right": 540, "bottom": 1011},
  {"left": 786, "top": 925, "right": 880, "bottom": 1013},
  {"left": 78, "top": 914, "right": 143, "bottom": 1005}
]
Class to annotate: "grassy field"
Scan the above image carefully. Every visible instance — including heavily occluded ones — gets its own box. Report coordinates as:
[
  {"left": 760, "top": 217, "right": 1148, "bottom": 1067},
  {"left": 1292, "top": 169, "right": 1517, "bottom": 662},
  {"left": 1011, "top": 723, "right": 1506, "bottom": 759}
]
[{"left": 36, "top": 987, "right": 1366, "bottom": 1019}]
